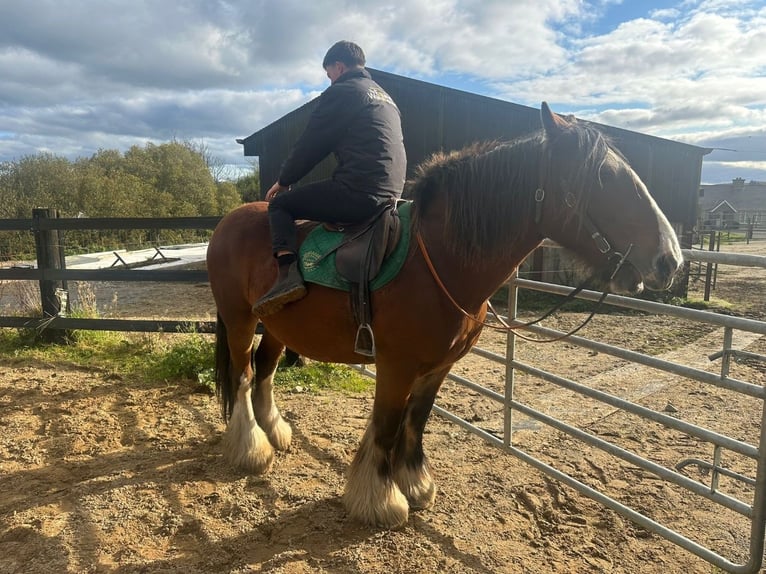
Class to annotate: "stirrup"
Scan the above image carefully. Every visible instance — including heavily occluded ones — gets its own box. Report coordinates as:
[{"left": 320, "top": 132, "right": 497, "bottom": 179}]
[{"left": 354, "top": 323, "right": 376, "bottom": 357}]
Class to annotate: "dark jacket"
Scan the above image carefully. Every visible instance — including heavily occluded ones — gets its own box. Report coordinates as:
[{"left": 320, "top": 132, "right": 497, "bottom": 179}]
[{"left": 278, "top": 69, "right": 406, "bottom": 198}]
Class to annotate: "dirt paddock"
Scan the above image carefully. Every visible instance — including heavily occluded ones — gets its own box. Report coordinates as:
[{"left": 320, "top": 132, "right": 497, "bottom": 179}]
[{"left": 1, "top": 242, "right": 765, "bottom": 573}]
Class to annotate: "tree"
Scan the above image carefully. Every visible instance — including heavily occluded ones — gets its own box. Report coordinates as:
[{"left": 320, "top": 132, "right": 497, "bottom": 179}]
[
  {"left": 216, "top": 181, "right": 244, "bottom": 214},
  {"left": 0, "top": 141, "right": 246, "bottom": 257},
  {"left": 236, "top": 171, "right": 261, "bottom": 203},
  {"left": 0, "top": 153, "right": 77, "bottom": 217},
  {"left": 122, "top": 142, "right": 220, "bottom": 216}
]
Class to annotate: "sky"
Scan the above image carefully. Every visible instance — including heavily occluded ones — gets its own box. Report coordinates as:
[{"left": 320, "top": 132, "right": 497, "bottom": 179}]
[{"left": 1, "top": 0, "right": 765, "bottom": 185}]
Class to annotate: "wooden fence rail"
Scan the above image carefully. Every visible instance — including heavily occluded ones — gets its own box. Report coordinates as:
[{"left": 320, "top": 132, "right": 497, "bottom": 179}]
[{"left": 0, "top": 209, "right": 223, "bottom": 341}]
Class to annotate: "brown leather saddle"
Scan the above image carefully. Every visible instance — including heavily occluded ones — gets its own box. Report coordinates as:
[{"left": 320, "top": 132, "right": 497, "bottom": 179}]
[{"left": 321, "top": 198, "right": 403, "bottom": 357}]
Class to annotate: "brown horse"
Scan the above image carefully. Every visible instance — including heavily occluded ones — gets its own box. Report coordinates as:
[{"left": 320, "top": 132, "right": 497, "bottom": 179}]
[{"left": 206, "top": 103, "right": 682, "bottom": 528}]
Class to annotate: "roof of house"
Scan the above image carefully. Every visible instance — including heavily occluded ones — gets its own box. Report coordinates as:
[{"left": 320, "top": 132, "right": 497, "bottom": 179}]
[
  {"left": 699, "top": 180, "right": 766, "bottom": 213},
  {"left": 710, "top": 200, "right": 737, "bottom": 213}
]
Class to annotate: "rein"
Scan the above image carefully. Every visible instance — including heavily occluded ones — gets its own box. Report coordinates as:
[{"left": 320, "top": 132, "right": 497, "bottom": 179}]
[
  {"left": 415, "top": 231, "right": 607, "bottom": 342},
  {"left": 415, "top": 184, "right": 634, "bottom": 343}
]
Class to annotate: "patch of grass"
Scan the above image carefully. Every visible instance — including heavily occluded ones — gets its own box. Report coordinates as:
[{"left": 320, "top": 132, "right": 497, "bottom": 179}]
[
  {"left": 274, "top": 359, "right": 372, "bottom": 394},
  {"left": 0, "top": 327, "right": 371, "bottom": 396},
  {"left": 0, "top": 277, "right": 367, "bottom": 394},
  {"left": 145, "top": 332, "right": 215, "bottom": 383},
  {"left": 680, "top": 297, "right": 734, "bottom": 312},
  {"left": 0, "top": 327, "right": 207, "bottom": 382}
]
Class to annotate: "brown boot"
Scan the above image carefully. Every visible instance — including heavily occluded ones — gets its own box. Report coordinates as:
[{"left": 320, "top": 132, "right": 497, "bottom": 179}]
[{"left": 252, "top": 261, "right": 306, "bottom": 316}]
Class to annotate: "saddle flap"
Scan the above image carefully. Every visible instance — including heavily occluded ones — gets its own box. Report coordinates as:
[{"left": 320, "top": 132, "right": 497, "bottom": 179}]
[{"left": 334, "top": 201, "right": 402, "bottom": 284}]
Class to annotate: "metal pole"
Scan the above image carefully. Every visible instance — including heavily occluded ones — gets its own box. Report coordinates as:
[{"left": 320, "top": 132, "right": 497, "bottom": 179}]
[
  {"left": 504, "top": 267, "right": 519, "bottom": 447},
  {"left": 703, "top": 230, "right": 715, "bottom": 301}
]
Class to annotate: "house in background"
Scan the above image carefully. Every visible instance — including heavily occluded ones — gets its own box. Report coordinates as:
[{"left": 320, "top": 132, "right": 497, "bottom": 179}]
[
  {"left": 239, "top": 69, "right": 711, "bottom": 294},
  {"left": 698, "top": 178, "right": 766, "bottom": 230}
]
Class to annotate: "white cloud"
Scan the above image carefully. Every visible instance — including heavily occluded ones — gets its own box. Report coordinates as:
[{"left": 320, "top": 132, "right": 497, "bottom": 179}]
[{"left": 0, "top": 0, "right": 764, "bottom": 183}]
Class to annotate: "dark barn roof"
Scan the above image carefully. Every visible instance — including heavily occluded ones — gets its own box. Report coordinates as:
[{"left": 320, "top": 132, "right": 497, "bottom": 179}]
[{"left": 240, "top": 69, "right": 710, "bottom": 229}]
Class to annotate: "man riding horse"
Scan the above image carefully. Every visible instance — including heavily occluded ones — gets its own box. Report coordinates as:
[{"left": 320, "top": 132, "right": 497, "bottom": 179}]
[{"left": 253, "top": 40, "right": 407, "bottom": 317}]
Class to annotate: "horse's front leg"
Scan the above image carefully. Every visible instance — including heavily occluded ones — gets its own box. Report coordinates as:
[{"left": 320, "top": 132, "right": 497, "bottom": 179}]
[
  {"left": 392, "top": 367, "right": 450, "bottom": 511},
  {"left": 343, "top": 363, "right": 413, "bottom": 529},
  {"left": 251, "top": 329, "right": 292, "bottom": 451},
  {"left": 221, "top": 321, "right": 275, "bottom": 474}
]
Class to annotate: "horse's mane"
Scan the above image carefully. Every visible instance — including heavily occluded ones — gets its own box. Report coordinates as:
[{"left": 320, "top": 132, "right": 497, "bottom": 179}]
[{"left": 406, "top": 120, "right": 616, "bottom": 266}]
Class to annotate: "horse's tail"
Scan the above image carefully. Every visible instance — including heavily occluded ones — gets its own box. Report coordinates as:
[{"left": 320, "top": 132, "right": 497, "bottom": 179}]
[{"left": 214, "top": 313, "right": 235, "bottom": 422}]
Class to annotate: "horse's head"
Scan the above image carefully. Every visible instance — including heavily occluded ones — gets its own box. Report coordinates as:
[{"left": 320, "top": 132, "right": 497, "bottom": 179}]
[{"left": 537, "top": 102, "right": 683, "bottom": 295}]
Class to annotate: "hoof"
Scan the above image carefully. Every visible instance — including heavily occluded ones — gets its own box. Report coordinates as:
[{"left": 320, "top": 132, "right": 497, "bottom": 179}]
[
  {"left": 343, "top": 478, "right": 410, "bottom": 529},
  {"left": 222, "top": 424, "right": 275, "bottom": 474},
  {"left": 266, "top": 416, "right": 293, "bottom": 451},
  {"left": 395, "top": 465, "right": 436, "bottom": 510}
]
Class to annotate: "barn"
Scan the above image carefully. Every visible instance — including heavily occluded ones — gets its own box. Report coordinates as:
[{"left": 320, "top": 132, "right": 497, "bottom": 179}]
[{"left": 238, "top": 69, "right": 710, "bottom": 292}]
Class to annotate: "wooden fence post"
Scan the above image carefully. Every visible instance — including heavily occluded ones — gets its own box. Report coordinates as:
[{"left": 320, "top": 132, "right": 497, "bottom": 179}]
[{"left": 33, "top": 208, "right": 68, "bottom": 343}]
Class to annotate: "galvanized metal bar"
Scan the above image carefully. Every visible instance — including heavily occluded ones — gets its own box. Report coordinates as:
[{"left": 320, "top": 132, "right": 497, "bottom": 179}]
[
  {"left": 513, "top": 278, "right": 766, "bottom": 335},
  {"left": 675, "top": 458, "right": 757, "bottom": 487},
  {"left": 709, "top": 349, "right": 766, "bottom": 363},
  {"left": 538, "top": 242, "right": 766, "bottom": 269},
  {"left": 721, "top": 327, "right": 734, "bottom": 379},
  {"left": 682, "top": 248, "right": 766, "bottom": 269},
  {"left": 513, "top": 359, "right": 760, "bottom": 459},
  {"left": 508, "top": 399, "right": 752, "bottom": 517},
  {"left": 711, "top": 445, "right": 723, "bottom": 494},
  {"left": 742, "top": 399, "right": 766, "bottom": 574},
  {"left": 431, "top": 403, "right": 757, "bottom": 573},
  {"left": 445, "top": 372, "right": 503, "bottom": 402},
  {"left": 506, "top": 268, "right": 520, "bottom": 448},
  {"left": 512, "top": 322, "right": 765, "bottom": 399},
  {"left": 469, "top": 346, "right": 506, "bottom": 364}
]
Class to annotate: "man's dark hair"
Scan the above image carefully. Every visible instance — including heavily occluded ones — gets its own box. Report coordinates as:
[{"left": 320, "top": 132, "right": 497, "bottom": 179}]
[{"left": 322, "top": 41, "right": 366, "bottom": 68}]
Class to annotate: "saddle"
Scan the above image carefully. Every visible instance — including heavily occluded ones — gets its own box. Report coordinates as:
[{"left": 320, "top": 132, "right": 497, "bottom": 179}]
[{"left": 322, "top": 199, "right": 403, "bottom": 357}]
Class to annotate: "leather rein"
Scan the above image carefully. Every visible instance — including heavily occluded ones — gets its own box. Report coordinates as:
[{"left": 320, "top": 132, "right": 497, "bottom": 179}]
[{"left": 416, "top": 186, "right": 634, "bottom": 343}]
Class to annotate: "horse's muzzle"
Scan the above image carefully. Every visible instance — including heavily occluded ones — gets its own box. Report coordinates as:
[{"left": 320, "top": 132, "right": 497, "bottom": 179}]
[{"left": 645, "top": 250, "right": 684, "bottom": 291}]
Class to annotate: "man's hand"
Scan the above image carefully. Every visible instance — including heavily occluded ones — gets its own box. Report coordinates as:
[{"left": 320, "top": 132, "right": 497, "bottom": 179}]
[{"left": 265, "top": 182, "right": 288, "bottom": 201}]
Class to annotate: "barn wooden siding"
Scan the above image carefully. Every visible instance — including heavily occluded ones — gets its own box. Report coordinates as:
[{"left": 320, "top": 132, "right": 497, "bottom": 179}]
[{"left": 240, "top": 69, "right": 709, "bottom": 233}]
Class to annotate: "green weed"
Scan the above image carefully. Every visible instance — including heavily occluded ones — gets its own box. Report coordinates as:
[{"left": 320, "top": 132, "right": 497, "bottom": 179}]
[{"left": 273, "top": 359, "right": 372, "bottom": 394}]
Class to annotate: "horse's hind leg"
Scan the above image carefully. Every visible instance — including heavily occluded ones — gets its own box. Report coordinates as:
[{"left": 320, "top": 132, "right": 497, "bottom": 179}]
[
  {"left": 251, "top": 328, "right": 292, "bottom": 451},
  {"left": 343, "top": 362, "right": 413, "bottom": 529},
  {"left": 392, "top": 367, "right": 450, "bottom": 511},
  {"left": 222, "top": 318, "right": 275, "bottom": 474}
]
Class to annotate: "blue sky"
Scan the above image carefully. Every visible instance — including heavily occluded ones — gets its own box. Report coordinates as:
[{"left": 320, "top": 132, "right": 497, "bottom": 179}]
[{"left": 1, "top": 0, "right": 765, "bottom": 184}]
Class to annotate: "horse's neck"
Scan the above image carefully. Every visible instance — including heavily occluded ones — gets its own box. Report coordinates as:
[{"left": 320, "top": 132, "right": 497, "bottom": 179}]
[{"left": 418, "top": 220, "right": 541, "bottom": 313}]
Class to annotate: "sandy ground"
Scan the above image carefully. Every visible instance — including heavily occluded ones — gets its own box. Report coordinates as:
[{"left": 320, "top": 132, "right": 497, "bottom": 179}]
[{"left": 1, "top": 240, "right": 765, "bottom": 573}]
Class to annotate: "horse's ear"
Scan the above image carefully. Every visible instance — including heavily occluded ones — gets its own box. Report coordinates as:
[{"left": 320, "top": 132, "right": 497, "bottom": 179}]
[{"left": 541, "top": 101, "right": 572, "bottom": 136}]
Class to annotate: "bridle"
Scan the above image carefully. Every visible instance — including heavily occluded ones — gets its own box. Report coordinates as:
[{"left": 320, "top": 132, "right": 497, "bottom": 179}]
[{"left": 416, "top": 185, "right": 635, "bottom": 343}]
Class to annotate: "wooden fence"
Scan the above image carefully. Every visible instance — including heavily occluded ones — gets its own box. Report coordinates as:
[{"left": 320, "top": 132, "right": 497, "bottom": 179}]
[
  {"left": 2, "top": 209, "right": 765, "bottom": 343},
  {"left": 0, "top": 208, "right": 221, "bottom": 342}
]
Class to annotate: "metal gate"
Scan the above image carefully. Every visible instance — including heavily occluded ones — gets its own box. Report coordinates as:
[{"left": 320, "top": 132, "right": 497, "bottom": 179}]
[{"left": 357, "top": 251, "right": 766, "bottom": 573}]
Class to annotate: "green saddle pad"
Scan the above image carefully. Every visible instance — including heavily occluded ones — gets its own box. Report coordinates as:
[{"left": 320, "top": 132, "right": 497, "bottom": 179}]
[{"left": 299, "top": 201, "right": 412, "bottom": 291}]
